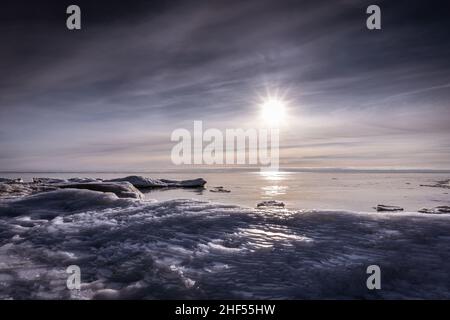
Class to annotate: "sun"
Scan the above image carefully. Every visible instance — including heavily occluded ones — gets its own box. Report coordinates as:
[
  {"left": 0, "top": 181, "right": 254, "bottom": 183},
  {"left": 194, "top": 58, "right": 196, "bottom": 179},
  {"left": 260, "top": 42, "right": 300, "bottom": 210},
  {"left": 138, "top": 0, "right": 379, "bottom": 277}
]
[{"left": 260, "top": 98, "right": 287, "bottom": 127}]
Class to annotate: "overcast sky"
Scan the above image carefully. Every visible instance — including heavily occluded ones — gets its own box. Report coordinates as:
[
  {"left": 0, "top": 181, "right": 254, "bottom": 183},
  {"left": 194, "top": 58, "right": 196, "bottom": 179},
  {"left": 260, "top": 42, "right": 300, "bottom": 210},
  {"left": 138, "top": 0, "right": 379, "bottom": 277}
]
[{"left": 1, "top": 0, "right": 450, "bottom": 171}]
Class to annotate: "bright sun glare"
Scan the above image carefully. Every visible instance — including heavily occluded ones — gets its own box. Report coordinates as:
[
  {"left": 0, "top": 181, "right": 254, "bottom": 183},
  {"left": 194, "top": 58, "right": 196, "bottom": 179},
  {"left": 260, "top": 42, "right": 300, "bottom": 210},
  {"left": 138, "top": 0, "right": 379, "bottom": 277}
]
[{"left": 260, "top": 98, "right": 287, "bottom": 127}]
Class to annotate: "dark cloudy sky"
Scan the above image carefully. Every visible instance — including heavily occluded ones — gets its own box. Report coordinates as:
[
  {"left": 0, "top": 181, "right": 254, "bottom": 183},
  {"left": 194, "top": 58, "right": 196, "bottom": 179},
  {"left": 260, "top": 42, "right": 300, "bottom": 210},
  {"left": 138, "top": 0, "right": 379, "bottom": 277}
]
[{"left": 1, "top": 0, "right": 450, "bottom": 171}]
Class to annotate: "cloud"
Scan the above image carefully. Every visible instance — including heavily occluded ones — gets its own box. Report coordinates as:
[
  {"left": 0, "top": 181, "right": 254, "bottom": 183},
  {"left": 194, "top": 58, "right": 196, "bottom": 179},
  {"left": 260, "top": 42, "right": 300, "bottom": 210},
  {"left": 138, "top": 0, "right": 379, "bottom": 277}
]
[{"left": 0, "top": 0, "right": 449, "bottom": 170}]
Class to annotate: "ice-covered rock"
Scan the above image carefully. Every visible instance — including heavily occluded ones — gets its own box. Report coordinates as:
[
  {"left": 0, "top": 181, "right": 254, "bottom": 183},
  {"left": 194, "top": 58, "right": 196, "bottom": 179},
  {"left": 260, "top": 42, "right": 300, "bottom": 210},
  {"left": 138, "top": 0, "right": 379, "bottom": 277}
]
[
  {"left": 210, "top": 186, "right": 231, "bottom": 193},
  {"left": 418, "top": 206, "right": 450, "bottom": 214},
  {"left": 257, "top": 200, "right": 285, "bottom": 208},
  {"left": 106, "top": 176, "right": 206, "bottom": 188},
  {"left": 374, "top": 205, "right": 404, "bottom": 212},
  {"left": 58, "top": 182, "right": 144, "bottom": 199}
]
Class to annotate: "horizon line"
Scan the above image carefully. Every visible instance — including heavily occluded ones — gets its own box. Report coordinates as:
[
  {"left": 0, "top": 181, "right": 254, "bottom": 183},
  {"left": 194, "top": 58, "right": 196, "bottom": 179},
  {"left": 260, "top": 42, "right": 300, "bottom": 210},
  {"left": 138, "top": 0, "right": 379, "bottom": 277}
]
[{"left": 1, "top": 167, "right": 450, "bottom": 174}]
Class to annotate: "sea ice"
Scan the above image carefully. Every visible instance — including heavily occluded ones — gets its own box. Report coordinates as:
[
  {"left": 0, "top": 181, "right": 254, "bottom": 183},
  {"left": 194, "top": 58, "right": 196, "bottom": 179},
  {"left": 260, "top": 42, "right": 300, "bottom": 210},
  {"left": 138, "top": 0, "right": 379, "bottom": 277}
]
[
  {"left": 1, "top": 176, "right": 450, "bottom": 300},
  {"left": 1, "top": 197, "right": 449, "bottom": 299}
]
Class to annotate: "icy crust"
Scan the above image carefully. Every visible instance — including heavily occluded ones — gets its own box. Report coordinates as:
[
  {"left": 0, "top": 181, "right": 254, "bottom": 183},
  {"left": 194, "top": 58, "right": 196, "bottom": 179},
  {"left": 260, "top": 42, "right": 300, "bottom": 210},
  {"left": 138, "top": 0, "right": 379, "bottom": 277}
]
[{"left": 1, "top": 195, "right": 450, "bottom": 299}]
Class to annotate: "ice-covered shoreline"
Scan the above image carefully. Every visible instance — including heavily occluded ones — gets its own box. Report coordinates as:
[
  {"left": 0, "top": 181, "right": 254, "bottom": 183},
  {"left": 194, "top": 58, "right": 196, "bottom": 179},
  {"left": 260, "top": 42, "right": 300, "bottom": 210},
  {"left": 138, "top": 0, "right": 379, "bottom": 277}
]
[
  {"left": 0, "top": 175, "right": 206, "bottom": 200},
  {"left": 1, "top": 176, "right": 450, "bottom": 299},
  {"left": 1, "top": 174, "right": 449, "bottom": 213}
]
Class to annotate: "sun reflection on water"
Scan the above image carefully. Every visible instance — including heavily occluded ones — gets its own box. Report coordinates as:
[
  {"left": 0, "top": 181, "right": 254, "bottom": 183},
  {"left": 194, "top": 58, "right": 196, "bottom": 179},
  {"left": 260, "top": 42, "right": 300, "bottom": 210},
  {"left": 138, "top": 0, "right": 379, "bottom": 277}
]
[
  {"left": 259, "top": 171, "right": 290, "bottom": 181},
  {"left": 262, "top": 185, "right": 288, "bottom": 196},
  {"left": 259, "top": 171, "right": 290, "bottom": 198}
]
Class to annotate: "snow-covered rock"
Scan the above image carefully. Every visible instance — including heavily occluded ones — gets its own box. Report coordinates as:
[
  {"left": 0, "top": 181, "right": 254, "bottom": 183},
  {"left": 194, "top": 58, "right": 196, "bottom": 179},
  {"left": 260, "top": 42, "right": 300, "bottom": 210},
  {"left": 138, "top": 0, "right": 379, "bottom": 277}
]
[{"left": 58, "top": 182, "right": 144, "bottom": 199}]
